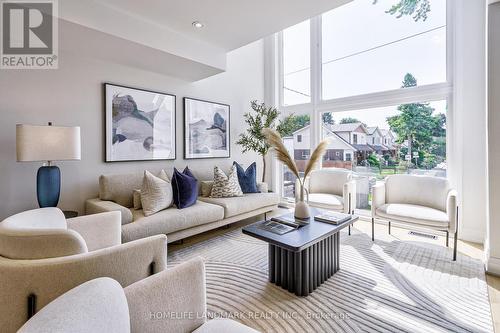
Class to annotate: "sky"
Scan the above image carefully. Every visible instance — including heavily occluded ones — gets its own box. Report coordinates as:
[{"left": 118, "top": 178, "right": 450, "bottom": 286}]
[{"left": 282, "top": 0, "right": 448, "bottom": 130}]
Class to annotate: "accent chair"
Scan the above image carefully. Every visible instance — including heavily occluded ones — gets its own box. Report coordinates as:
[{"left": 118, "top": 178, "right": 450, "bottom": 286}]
[
  {"left": 371, "top": 174, "right": 459, "bottom": 260},
  {"left": 297, "top": 168, "right": 356, "bottom": 232},
  {"left": 18, "top": 257, "right": 259, "bottom": 333},
  {"left": 0, "top": 208, "right": 167, "bottom": 332}
]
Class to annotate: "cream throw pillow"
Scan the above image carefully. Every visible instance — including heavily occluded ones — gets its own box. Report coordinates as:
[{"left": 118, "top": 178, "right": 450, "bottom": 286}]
[
  {"left": 141, "top": 170, "right": 173, "bottom": 216},
  {"left": 210, "top": 165, "right": 243, "bottom": 198},
  {"left": 133, "top": 189, "right": 142, "bottom": 210},
  {"left": 200, "top": 181, "right": 214, "bottom": 197}
]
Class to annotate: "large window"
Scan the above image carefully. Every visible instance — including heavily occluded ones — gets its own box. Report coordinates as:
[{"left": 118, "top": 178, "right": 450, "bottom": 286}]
[
  {"left": 282, "top": 20, "right": 310, "bottom": 106},
  {"left": 320, "top": 100, "right": 447, "bottom": 213},
  {"left": 322, "top": 0, "right": 447, "bottom": 100},
  {"left": 276, "top": 0, "right": 451, "bottom": 205}
]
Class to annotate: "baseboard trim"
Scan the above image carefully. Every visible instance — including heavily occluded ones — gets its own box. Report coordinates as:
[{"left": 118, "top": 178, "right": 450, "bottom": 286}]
[
  {"left": 486, "top": 256, "right": 500, "bottom": 276},
  {"left": 458, "top": 226, "right": 485, "bottom": 244}
]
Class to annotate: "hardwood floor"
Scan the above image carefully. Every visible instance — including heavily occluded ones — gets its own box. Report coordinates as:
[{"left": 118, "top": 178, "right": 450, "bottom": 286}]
[{"left": 170, "top": 209, "right": 499, "bottom": 332}]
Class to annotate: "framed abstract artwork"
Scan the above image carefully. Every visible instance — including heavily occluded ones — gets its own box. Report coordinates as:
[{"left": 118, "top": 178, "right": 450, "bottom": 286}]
[
  {"left": 105, "top": 83, "right": 176, "bottom": 162},
  {"left": 183, "top": 97, "right": 230, "bottom": 159}
]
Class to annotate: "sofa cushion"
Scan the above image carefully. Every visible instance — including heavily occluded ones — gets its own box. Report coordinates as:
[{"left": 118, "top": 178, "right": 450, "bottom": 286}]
[
  {"left": 193, "top": 319, "right": 259, "bottom": 333},
  {"left": 210, "top": 165, "right": 243, "bottom": 198},
  {"left": 99, "top": 172, "right": 144, "bottom": 208},
  {"left": 309, "top": 168, "right": 351, "bottom": 196},
  {"left": 308, "top": 193, "right": 344, "bottom": 211},
  {"left": 199, "top": 192, "right": 279, "bottom": 218},
  {"left": 385, "top": 174, "right": 450, "bottom": 211},
  {"left": 233, "top": 161, "right": 258, "bottom": 193},
  {"left": 133, "top": 190, "right": 142, "bottom": 210},
  {"left": 172, "top": 167, "right": 198, "bottom": 209},
  {"left": 129, "top": 201, "right": 224, "bottom": 235},
  {"left": 376, "top": 203, "right": 449, "bottom": 228},
  {"left": 141, "top": 170, "right": 173, "bottom": 216},
  {"left": 200, "top": 181, "right": 214, "bottom": 197}
]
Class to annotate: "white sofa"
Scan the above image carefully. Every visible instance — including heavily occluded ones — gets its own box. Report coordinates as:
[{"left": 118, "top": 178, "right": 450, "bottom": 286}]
[
  {"left": 371, "top": 174, "right": 458, "bottom": 260},
  {"left": 86, "top": 171, "right": 280, "bottom": 243},
  {"left": 0, "top": 208, "right": 167, "bottom": 332},
  {"left": 18, "top": 257, "right": 258, "bottom": 333}
]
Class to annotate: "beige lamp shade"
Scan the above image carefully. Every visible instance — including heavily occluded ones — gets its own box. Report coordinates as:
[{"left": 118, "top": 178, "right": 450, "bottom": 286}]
[{"left": 16, "top": 124, "right": 81, "bottom": 162}]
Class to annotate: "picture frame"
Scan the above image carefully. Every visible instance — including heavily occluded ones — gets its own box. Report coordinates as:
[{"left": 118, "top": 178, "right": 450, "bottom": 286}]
[
  {"left": 183, "top": 97, "right": 230, "bottom": 159},
  {"left": 104, "top": 83, "right": 176, "bottom": 162}
]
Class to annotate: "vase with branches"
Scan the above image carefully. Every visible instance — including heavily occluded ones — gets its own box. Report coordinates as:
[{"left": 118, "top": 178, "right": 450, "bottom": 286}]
[
  {"left": 262, "top": 128, "right": 328, "bottom": 219},
  {"left": 236, "top": 101, "right": 295, "bottom": 183}
]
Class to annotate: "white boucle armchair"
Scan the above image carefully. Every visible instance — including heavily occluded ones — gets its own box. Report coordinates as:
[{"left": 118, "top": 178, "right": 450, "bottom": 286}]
[
  {"left": 0, "top": 208, "right": 168, "bottom": 333},
  {"left": 297, "top": 168, "right": 356, "bottom": 232},
  {"left": 371, "top": 174, "right": 458, "bottom": 260},
  {"left": 18, "top": 257, "right": 259, "bottom": 333}
]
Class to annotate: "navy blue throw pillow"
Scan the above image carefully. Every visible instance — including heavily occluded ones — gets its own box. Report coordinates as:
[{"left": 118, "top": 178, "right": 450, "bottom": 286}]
[
  {"left": 171, "top": 167, "right": 198, "bottom": 209},
  {"left": 233, "top": 161, "right": 258, "bottom": 193}
]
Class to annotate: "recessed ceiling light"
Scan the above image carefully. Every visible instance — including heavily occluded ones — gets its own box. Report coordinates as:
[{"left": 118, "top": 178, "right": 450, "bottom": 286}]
[{"left": 192, "top": 21, "right": 204, "bottom": 29}]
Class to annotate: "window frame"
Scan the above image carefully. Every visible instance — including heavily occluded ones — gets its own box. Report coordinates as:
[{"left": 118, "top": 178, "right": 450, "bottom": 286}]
[{"left": 273, "top": 0, "right": 454, "bottom": 202}]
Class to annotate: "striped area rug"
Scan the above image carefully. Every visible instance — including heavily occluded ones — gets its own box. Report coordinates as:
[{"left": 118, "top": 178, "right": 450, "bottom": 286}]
[{"left": 168, "top": 228, "right": 493, "bottom": 333}]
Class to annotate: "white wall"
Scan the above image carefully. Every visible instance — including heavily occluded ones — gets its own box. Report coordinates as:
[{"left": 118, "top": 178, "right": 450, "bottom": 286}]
[
  {"left": 452, "top": 0, "right": 488, "bottom": 243},
  {"left": 0, "top": 40, "right": 265, "bottom": 218},
  {"left": 486, "top": 1, "right": 500, "bottom": 274}
]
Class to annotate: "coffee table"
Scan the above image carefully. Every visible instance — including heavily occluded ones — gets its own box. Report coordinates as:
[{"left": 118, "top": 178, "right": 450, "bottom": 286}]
[{"left": 242, "top": 208, "right": 358, "bottom": 296}]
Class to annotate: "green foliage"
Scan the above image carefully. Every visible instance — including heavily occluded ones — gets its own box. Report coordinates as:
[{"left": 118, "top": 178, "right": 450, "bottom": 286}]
[
  {"left": 322, "top": 112, "right": 335, "bottom": 125},
  {"left": 367, "top": 153, "right": 381, "bottom": 168},
  {"left": 340, "top": 117, "right": 361, "bottom": 124},
  {"left": 373, "top": 0, "right": 431, "bottom": 22},
  {"left": 277, "top": 114, "right": 310, "bottom": 137},
  {"left": 387, "top": 73, "right": 446, "bottom": 168},
  {"left": 401, "top": 73, "right": 417, "bottom": 88},
  {"left": 236, "top": 101, "right": 282, "bottom": 157}
]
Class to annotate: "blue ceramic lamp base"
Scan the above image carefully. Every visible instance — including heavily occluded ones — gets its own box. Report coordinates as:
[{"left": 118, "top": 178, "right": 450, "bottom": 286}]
[{"left": 37, "top": 165, "right": 61, "bottom": 208}]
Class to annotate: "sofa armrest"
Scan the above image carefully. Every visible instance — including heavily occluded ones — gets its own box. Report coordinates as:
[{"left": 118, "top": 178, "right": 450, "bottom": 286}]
[
  {"left": 343, "top": 180, "right": 356, "bottom": 214},
  {"left": 0, "top": 235, "right": 167, "bottom": 333},
  {"left": 85, "top": 198, "right": 133, "bottom": 225},
  {"left": 371, "top": 181, "right": 386, "bottom": 217},
  {"left": 67, "top": 211, "right": 121, "bottom": 251},
  {"left": 257, "top": 182, "right": 268, "bottom": 193},
  {"left": 447, "top": 189, "right": 458, "bottom": 233},
  {"left": 125, "top": 257, "right": 206, "bottom": 333}
]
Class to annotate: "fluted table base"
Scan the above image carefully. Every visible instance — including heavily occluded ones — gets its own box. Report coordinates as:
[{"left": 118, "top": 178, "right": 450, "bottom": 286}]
[{"left": 268, "top": 233, "right": 340, "bottom": 296}]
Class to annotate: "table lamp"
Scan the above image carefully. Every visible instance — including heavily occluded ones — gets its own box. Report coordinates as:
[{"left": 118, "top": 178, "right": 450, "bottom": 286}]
[{"left": 16, "top": 123, "right": 81, "bottom": 208}]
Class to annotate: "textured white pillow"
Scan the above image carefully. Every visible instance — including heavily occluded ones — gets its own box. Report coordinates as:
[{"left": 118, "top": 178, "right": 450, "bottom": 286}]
[
  {"left": 140, "top": 170, "right": 173, "bottom": 216},
  {"left": 210, "top": 165, "right": 243, "bottom": 198}
]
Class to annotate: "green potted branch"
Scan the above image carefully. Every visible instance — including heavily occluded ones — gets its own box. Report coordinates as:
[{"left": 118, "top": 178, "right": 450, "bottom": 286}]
[{"left": 236, "top": 101, "right": 294, "bottom": 183}]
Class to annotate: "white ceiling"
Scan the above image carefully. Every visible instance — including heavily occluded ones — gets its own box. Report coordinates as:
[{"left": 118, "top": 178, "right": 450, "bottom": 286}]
[
  {"left": 59, "top": 0, "right": 350, "bottom": 80},
  {"left": 93, "top": 0, "right": 351, "bottom": 51}
]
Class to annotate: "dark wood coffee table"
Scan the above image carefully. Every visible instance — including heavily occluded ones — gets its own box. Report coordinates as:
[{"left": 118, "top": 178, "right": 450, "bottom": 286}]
[{"left": 242, "top": 208, "right": 358, "bottom": 296}]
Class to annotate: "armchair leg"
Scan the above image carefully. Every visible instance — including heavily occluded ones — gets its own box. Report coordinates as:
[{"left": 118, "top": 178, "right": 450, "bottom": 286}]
[
  {"left": 371, "top": 218, "right": 375, "bottom": 241},
  {"left": 445, "top": 231, "right": 449, "bottom": 247},
  {"left": 388, "top": 221, "right": 391, "bottom": 235},
  {"left": 453, "top": 206, "right": 459, "bottom": 261},
  {"left": 453, "top": 230, "right": 458, "bottom": 261}
]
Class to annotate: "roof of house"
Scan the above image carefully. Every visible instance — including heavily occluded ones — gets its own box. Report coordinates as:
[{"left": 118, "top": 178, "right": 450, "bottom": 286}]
[
  {"left": 291, "top": 124, "right": 310, "bottom": 135},
  {"left": 380, "top": 129, "right": 395, "bottom": 138},
  {"left": 329, "top": 122, "right": 368, "bottom": 134},
  {"left": 352, "top": 144, "right": 374, "bottom": 152},
  {"left": 367, "top": 126, "right": 384, "bottom": 137},
  {"left": 322, "top": 126, "right": 357, "bottom": 151}
]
